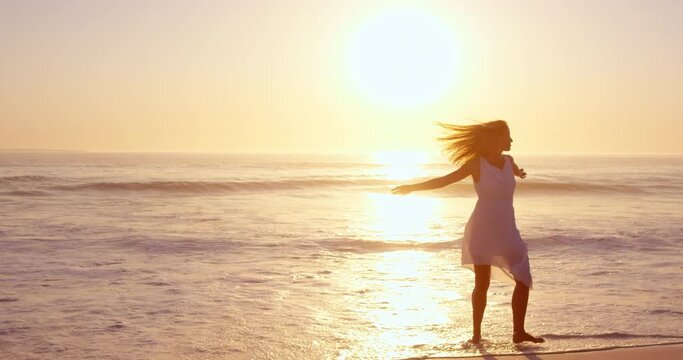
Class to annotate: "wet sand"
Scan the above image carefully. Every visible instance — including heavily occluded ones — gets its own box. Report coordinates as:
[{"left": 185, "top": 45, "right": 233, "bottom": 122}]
[{"left": 422, "top": 342, "right": 683, "bottom": 359}]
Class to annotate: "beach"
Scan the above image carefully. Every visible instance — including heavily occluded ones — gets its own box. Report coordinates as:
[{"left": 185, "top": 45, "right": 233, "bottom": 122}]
[
  {"left": 1, "top": 152, "right": 682, "bottom": 359},
  {"left": 424, "top": 343, "right": 683, "bottom": 359}
]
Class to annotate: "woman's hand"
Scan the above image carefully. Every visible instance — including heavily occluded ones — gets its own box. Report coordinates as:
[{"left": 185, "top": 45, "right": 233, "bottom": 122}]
[
  {"left": 391, "top": 184, "right": 414, "bottom": 195},
  {"left": 508, "top": 156, "right": 527, "bottom": 179}
]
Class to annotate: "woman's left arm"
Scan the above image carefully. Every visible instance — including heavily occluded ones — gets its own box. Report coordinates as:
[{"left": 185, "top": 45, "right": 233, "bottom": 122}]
[{"left": 507, "top": 155, "right": 527, "bottom": 179}]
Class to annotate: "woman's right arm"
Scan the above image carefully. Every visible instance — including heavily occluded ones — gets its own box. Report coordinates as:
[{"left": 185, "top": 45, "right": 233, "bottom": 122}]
[{"left": 391, "top": 159, "right": 473, "bottom": 195}]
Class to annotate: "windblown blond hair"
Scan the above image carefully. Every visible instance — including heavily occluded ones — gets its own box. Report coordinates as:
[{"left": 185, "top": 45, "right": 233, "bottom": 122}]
[{"left": 435, "top": 120, "right": 509, "bottom": 166}]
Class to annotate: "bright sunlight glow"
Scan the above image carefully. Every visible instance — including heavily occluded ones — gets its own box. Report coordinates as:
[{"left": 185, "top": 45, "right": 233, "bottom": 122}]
[
  {"left": 346, "top": 7, "right": 458, "bottom": 108},
  {"left": 366, "top": 192, "right": 442, "bottom": 243},
  {"left": 373, "top": 150, "right": 429, "bottom": 181}
]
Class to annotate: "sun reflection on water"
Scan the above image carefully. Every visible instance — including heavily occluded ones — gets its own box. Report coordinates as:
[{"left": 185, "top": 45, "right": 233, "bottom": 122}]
[
  {"left": 370, "top": 251, "right": 455, "bottom": 327},
  {"left": 340, "top": 250, "right": 464, "bottom": 359},
  {"left": 365, "top": 192, "right": 445, "bottom": 242},
  {"left": 373, "top": 150, "right": 429, "bottom": 181},
  {"left": 333, "top": 152, "right": 476, "bottom": 357}
]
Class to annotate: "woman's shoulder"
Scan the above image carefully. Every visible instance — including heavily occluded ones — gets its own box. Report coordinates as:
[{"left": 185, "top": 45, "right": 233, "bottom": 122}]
[
  {"left": 465, "top": 156, "right": 481, "bottom": 182},
  {"left": 465, "top": 156, "right": 481, "bottom": 167}
]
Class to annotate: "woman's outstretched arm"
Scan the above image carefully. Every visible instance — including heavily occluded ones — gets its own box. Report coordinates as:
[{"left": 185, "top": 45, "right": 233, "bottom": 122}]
[
  {"left": 391, "top": 159, "right": 473, "bottom": 195},
  {"left": 507, "top": 155, "right": 527, "bottom": 179}
]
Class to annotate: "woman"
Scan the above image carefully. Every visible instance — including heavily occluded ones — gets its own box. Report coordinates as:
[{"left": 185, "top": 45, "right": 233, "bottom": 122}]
[{"left": 391, "top": 120, "right": 544, "bottom": 344}]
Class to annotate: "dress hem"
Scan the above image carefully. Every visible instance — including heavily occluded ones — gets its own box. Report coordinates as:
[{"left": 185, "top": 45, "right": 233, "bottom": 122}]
[{"left": 462, "top": 262, "right": 533, "bottom": 290}]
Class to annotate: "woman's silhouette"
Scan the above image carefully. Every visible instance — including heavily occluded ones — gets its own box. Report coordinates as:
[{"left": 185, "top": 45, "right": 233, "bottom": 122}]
[{"left": 391, "top": 120, "right": 544, "bottom": 344}]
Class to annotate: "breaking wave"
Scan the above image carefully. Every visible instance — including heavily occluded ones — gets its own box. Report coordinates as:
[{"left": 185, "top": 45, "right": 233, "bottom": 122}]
[
  {"left": 299, "top": 238, "right": 459, "bottom": 253},
  {"left": 48, "top": 178, "right": 650, "bottom": 194},
  {"left": 53, "top": 178, "right": 392, "bottom": 193}
]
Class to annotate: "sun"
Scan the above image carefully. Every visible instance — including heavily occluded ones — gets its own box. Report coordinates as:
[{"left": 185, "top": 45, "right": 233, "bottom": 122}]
[{"left": 346, "top": 7, "right": 458, "bottom": 108}]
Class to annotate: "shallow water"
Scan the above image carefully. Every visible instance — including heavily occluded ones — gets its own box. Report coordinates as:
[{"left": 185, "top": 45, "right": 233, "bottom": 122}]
[{"left": 1, "top": 152, "right": 682, "bottom": 359}]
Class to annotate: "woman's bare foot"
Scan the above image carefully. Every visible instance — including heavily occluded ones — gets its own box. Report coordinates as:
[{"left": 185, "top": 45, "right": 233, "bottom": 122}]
[
  {"left": 512, "top": 331, "right": 545, "bottom": 343},
  {"left": 468, "top": 334, "right": 482, "bottom": 344}
]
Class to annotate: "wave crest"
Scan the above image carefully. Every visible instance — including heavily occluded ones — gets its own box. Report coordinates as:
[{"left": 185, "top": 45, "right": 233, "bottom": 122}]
[
  {"left": 304, "top": 238, "right": 458, "bottom": 253},
  {"left": 0, "top": 175, "right": 56, "bottom": 183},
  {"left": 49, "top": 178, "right": 650, "bottom": 194},
  {"left": 53, "top": 179, "right": 391, "bottom": 193}
]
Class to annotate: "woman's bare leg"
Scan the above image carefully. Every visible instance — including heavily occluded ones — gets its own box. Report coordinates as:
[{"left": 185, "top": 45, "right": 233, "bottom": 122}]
[
  {"left": 511, "top": 280, "right": 544, "bottom": 343},
  {"left": 471, "top": 265, "right": 490, "bottom": 343}
]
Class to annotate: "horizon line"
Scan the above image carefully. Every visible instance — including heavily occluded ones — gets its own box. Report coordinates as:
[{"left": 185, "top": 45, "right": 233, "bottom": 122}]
[{"left": 1, "top": 148, "right": 682, "bottom": 157}]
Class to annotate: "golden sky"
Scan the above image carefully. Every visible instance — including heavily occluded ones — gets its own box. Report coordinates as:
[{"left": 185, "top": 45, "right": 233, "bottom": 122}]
[{"left": 1, "top": 0, "right": 681, "bottom": 155}]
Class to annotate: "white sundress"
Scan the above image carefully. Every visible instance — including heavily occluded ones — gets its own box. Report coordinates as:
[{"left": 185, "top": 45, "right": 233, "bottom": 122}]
[{"left": 461, "top": 155, "right": 533, "bottom": 289}]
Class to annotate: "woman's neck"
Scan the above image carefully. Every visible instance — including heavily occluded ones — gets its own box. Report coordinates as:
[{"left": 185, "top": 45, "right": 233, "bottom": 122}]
[{"left": 483, "top": 151, "right": 503, "bottom": 159}]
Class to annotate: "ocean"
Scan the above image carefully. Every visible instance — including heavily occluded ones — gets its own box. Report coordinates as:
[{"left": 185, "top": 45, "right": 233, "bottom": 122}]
[{"left": 1, "top": 152, "right": 682, "bottom": 359}]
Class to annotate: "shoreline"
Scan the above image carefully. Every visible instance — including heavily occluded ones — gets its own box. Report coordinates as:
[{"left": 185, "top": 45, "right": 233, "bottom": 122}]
[{"left": 408, "top": 341, "right": 683, "bottom": 359}]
